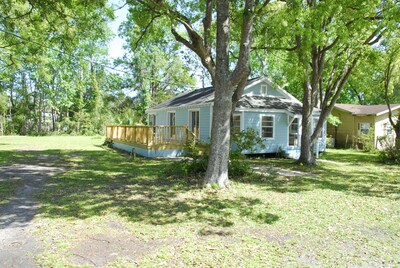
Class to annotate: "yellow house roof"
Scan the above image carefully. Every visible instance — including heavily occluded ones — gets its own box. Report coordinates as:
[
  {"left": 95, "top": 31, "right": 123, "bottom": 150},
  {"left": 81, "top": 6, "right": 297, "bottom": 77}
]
[{"left": 335, "top": 104, "right": 400, "bottom": 116}]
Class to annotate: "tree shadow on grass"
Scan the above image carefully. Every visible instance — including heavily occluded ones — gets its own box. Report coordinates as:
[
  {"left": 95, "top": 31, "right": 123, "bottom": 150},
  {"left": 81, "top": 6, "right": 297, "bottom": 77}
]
[
  {"left": 242, "top": 154, "right": 399, "bottom": 199},
  {"left": 23, "top": 149, "right": 280, "bottom": 226}
]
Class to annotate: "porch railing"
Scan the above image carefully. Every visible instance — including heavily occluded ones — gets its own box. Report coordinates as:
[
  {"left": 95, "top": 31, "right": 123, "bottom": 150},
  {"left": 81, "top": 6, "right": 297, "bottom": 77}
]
[{"left": 106, "top": 125, "right": 196, "bottom": 147}]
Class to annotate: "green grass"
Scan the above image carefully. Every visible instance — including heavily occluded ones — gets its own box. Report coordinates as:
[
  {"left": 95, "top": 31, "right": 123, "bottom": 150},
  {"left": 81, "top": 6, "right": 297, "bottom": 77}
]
[{"left": 1, "top": 136, "right": 399, "bottom": 267}]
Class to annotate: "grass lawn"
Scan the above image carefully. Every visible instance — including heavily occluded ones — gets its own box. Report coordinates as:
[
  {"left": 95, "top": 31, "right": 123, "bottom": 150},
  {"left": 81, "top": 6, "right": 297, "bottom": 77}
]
[{"left": 1, "top": 136, "right": 399, "bottom": 267}]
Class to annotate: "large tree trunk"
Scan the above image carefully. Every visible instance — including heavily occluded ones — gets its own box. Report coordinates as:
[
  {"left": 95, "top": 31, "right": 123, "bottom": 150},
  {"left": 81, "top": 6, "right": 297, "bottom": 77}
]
[
  {"left": 298, "top": 81, "right": 317, "bottom": 165},
  {"left": 204, "top": 79, "right": 233, "bottom": 187},
  {"left": 204, "top": 0, "right": 231, "bottom": 187}
]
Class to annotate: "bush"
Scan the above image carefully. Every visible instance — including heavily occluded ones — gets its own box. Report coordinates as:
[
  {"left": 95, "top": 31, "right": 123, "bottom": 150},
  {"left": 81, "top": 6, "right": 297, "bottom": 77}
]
[
  {"left": 166, "top": 132, "right": 262, "bottom": 184},
  {"left": 231, "top": 128, "right": 265, "bottom": 153},
  {"left": 357, "top": 129, "right": 376, "bottom": 152},
  {"left": 378, "top": 136, "right": 400, "bottom": 164}
]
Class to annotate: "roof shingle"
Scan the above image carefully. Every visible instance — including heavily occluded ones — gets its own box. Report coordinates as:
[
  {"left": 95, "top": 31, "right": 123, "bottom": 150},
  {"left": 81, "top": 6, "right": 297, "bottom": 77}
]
[{"left": 335, "top": 104, "right": 400, "bottom": 115}]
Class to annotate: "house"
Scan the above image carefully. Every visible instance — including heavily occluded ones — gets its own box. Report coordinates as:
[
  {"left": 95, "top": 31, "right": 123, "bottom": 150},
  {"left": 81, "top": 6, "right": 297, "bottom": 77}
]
[
  {"left": 107, "top": 77, "right": 326, "bottom": 158},
  {"left": 327, "top": 104, "right": 400, "bottom": 149}
]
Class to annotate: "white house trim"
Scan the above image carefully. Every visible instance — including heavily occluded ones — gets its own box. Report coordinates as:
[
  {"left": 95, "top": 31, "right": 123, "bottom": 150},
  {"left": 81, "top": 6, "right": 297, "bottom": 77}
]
[{"left": 147, "top": 102, "right": 212, "bottom": 113}]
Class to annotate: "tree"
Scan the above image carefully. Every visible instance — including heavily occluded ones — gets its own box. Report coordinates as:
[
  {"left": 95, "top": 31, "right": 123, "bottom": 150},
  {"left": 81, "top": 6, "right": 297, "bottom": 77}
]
[
  {"left": 129, "top": 0, "right": 270, "bottom": 187},
  {"left": 0, "top": 0, "right": 118, "bottom": 135},
  {"left": 116, "top": 45, "right": 196, "bottom": 123},
  {"left": 382, "top": 35, "right": 400, "bottom": 149},
  {"left": 255, "top": 0, "right": 399, "bottom": 165}
]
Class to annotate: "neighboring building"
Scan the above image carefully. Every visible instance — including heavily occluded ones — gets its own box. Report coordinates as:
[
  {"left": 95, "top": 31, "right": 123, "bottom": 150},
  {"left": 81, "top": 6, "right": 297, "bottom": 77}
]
[{"left": 327, "top": 104, "right": 400, "bottom": 149}]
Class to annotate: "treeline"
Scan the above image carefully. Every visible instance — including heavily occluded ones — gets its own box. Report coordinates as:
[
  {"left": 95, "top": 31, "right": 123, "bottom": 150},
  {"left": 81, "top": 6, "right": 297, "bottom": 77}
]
[{"left": 0, "top": 1, "right": 197, "bottom": 135}]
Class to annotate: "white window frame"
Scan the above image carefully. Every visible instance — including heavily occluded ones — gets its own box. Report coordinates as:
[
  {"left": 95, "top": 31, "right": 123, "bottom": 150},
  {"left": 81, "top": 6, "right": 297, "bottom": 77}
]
[
  {"left": 232, "top": 113, "right": 242, "bottom": 133},
  {"left": 288, "top": 117, "right": 300, "bottom": 147},
  {"left": 148, "top": 113, "right": 156, "bottom": 126},
  {"left": 358, "top": 122, "right": 370, "bottom": 135},
  {"left": 260, "top": 114, "right": 275, "bottom": 139},
  {"left": 384, "top": 122, "right": 393, "bottom": 136},
  {"left": 261, "top": 85, "right": 268, "bottom": 96},
  {"left": 188, "top": 109, "right": 200, "bottom": 137}
]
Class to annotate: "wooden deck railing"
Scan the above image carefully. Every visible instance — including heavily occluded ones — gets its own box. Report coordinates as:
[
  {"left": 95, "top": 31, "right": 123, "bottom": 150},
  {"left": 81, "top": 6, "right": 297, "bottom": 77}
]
[{"left": 106, "top": 125, "right": 196, "bottom": 147}]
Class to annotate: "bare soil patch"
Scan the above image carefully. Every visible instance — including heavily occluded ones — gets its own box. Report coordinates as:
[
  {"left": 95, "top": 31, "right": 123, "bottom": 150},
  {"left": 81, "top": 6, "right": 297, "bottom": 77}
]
[
  {"left": 251, "top": 165, "right": 316, "bottom": 177},
  {"left": 68, "top": 233, "right": 180, "bottom": 267}
]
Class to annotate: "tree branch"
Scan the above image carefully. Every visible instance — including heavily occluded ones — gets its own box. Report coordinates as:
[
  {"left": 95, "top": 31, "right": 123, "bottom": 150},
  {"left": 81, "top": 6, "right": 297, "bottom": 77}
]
[
  {"left": 251, "top": 45, "right": 297, "bottom": 51},
  {"left": 231, "top": 0, "right": 257, "bottom": 87},
  {"left": 132, "top": 14, "right": 161, "bottom": 51},
  {"left": 203, "top": 0, "right": 214, "bottom": 49}
]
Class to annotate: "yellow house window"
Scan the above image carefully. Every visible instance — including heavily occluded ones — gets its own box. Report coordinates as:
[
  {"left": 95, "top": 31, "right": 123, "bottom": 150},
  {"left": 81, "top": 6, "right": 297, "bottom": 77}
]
[
  {"left": 383, "top": 123, "right": 393, "bottom": 136},
  {"left": 358, "top": 123, "right": 370, "bottom": 135}
]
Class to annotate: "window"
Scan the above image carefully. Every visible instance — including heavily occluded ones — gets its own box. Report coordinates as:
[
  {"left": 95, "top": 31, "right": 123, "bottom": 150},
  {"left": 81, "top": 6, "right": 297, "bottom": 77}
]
[
  {"left": 168, "top": 112, "right": 176, "bottom": 137},
  {"left": 261, "top": 85, "right": 267, "bottom": 96},
  {"left": 189, "top": 110, "right": 200, "bottom": 137},
  {"left": 148, "top": 114, "right": 156, "bottom": 126},
  {"left": 261, "top": 115, "right": 274, "bottom": 138},
  {"left": 383, "top": 123, "right": 393, "bottom": 136},
  {"left": 359, "top": 123, "right": 370, "bottom": 135},
  {"left": 289, "top": 118, "right": 299, "bottom": 146},
  {"left": 232, "top": 114, "right": 241, "bottom": 134}
]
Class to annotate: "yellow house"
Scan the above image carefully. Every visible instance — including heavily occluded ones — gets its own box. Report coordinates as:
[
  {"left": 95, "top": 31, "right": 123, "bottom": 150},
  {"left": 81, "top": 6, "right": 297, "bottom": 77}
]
[{"left": 327, "top": 104, "right": 400, "bottom": 149}]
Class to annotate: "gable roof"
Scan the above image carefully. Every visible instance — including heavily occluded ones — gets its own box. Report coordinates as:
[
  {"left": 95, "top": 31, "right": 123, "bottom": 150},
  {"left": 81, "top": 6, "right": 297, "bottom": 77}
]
[
  {"left": 237, "top": 95, "right": 304, "bottom": 114},
  {"left": 335, "top": 104, "right": 400, "bottom": 116},
  {"left": 149, "top": 77, "right": 300, "bottom": 111}
]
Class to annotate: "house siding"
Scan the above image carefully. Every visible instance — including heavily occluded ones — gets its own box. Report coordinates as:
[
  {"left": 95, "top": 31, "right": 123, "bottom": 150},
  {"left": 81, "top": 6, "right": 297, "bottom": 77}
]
[
  {"left": 242, "top": 111, "right": 288, "bottom": 153},
  {"left": 244, "top": 82, "right": 284, "bottom": 97},
  {"left": 175, "top": 110, "right": 187, "bottom": 126},
  {"left": 151, "top": 105, "right": 212, "bottom": 141},
  {"left": 329, "top": 109, "right": 356, "bottom": 148},
  {"left": 199, "top": 106, "right": 211, "bottom": 140}
]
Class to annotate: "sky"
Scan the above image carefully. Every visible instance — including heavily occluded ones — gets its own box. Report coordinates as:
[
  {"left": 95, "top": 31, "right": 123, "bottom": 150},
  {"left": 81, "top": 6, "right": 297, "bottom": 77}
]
[
  {"left": 105, "top": 0, "right": 207, "bottom": 88},
  {"left": 107, "top": 0, "right": 128, "bottom": 61}
]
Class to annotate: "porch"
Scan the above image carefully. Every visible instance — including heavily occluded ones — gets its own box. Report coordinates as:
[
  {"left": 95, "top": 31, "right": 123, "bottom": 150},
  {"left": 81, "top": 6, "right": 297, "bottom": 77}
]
[{"left": 105, "top": 125, "right": 196, "bottom": 157}]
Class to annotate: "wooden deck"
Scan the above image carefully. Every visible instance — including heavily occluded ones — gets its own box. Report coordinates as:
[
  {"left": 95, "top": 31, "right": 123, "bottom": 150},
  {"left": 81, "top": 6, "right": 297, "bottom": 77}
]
[{"left": 106, "top": 125, "right": 196, "bottom": 149}]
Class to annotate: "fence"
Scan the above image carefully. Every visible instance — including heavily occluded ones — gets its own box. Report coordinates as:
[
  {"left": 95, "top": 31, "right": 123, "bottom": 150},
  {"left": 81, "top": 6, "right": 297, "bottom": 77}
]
[{"left": 106, "top": 125, "right": 196, "bottom": 147}]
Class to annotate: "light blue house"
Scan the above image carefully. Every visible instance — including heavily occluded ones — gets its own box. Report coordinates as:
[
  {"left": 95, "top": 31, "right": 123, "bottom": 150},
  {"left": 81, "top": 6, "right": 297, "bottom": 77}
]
[
  {"left": 107, "top": 77, "right": 325, "bottom": 158},
  {"left": 140, "top": 77, "right": 326, "bottom": 158}
]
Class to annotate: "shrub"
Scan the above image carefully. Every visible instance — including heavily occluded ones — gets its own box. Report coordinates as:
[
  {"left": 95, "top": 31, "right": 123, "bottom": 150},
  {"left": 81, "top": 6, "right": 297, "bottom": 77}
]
[
  {"left": 231, "top": 128, "right": 265, "bottom": 153},
  {"left": 357, "top": 129, "right": 376, "bottom": 152},
  {"left": 378, "top": 136, "right": 400, "bottom": 164},
  {"left": 166, "top": 129, "right": 266, "bottom": 184}
]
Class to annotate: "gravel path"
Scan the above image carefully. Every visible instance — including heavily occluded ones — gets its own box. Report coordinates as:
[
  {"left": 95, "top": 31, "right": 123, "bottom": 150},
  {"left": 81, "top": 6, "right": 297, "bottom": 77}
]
[{"left": 0, "top": 164, "right": 64, "bottom": 267}]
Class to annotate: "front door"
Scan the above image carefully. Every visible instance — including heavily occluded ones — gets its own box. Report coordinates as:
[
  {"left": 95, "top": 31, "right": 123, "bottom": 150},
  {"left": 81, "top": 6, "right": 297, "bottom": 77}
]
[
  {"left": 168, "top": 112, "right": 176, "bottom": 138},
  {"left": 189, "top": 110, "right": 200, "bottom": 137}
]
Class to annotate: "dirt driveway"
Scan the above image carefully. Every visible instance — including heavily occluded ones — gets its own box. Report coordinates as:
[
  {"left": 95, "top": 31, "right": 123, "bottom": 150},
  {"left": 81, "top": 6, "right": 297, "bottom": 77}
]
[{"left": 0, "top": 162, "right": 64, "bottom": 267}]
